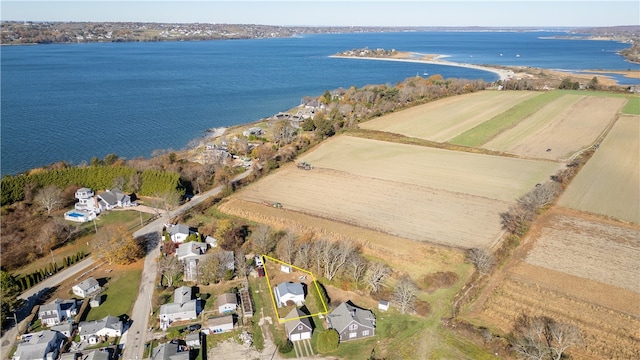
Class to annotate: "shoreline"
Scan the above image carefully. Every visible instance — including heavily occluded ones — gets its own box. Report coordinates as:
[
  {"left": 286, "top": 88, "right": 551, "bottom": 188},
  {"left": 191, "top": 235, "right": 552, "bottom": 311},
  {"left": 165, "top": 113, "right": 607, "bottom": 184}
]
[{"left": 330, "top": 54, "right": 513, "bottom": 81}]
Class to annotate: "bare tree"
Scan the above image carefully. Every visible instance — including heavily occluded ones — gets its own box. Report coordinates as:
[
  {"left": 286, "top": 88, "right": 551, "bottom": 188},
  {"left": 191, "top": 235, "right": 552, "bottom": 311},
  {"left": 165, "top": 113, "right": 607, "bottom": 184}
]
[
  {"left": 365, "top": 261, "right": 390, "bottom": 293},
  {"left": 510, "top": 314, "right": 582, "bottom": 360},
  {"left": 394, "top": 276, "right": 418, "bottom": 314},
  {"left": 321, "top": 240, "right": 357, "bottom": 281},
  {"left": 466, "top": 248, "right": 495, "bottom": 275},
  {"left": 250, "top": 224, "right": 274, "bottom": 256},
  {"left": 518, "top": 182, "right": 562, "bottom": 213},
  {"left": 276, "top": 231, "right": 297, "bottom": 264},
  {"left": 155, "top": 190, "right": 182, "bottom": 219},
  {"left": 235, "top": 250, "right": 249, "bottom": 277},
  {"left": 293, "top": 241, "right": 312, "bottom": 270},
  {"left": 348, "top": 254, "right": 368, "bottom": 289},
  {"left": 501, "top": 205, "right": 535, "bottom": 236},
  {"left": 269, "top": 119, "right": 298, "bottom": 147},
  {"left": 34, "top": 185, "right": 64, "bottom": 214},
  {"left": 158, "top": 255, "right": 183, "bottom": 288}
]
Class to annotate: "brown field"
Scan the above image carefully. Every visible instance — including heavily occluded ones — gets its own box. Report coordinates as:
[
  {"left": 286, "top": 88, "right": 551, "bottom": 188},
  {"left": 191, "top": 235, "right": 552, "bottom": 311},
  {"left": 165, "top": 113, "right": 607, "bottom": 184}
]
[
  {"left": 523, "top": 210, "right": 640, "bottom": 292},
  {"left": 298, "top": 136, "right": 561, "bottom": 203},
  {"left": 484, "top": 95, "right": 627, "bottom": 160},
  {"left": 360, "top": 91, "right": 538, "bottom": 142},
  {"left": 230, "top": 167, "right": 508, "bottom": 249},
  {"left": 466, "top": 208, "right": 640, "bottom": 360},
  {"left": 226, "top": 136, "right": 560, "bottom": 249},
  {"left": 558, "top": 114, "right": 640, "bottom": 223}
]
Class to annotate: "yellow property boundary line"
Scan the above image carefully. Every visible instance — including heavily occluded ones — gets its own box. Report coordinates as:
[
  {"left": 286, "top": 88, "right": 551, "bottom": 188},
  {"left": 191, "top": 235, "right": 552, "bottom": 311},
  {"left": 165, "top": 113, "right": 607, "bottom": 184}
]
[{"left": 261, "top": 255, "right": 329, "bottom": 323}]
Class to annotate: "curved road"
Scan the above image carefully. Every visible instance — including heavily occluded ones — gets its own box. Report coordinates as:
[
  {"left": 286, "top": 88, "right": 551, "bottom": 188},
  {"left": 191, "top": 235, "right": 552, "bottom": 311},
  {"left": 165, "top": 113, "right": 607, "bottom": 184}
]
[{"left": 122, "top": 171, "right": 252, "bottom": 360}]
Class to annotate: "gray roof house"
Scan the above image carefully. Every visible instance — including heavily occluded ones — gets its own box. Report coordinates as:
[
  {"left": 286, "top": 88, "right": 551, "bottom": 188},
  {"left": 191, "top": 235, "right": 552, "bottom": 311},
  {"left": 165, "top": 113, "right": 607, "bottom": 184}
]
[
  {"left": 274, "top": 282, "right": 305, "bottom": 308},
  {"left": 78, "top": 315, "right": 123, "bottom": 344},
  {"left": 217, "top": 293, "right": 237, "bottom": 314},
  {"left": 151, "top": 342, "right": 189, "bottom": 360},
  {"left": 176, "top": 241, "right": 208, "bottom": 262},
  {"left": 38, "top": 298, "right": 79, "bottom": 327},
  {"left": 97, "top": 188, "right": 131, "bottom": 211},
  {"left": 72, "top": 277, "right": 101, "bottom": 298},
  {"left": 326, "top": 301, "right": 376, "bottom": 342},
  {"left": 13, "top": 330, "right": 66, "bottom": 360},
  {"left": 159, "top": 286, "right": 201, "bottom": 330},
  {"left": 284, "top": 308, "right": 313, "bottom": 342}
]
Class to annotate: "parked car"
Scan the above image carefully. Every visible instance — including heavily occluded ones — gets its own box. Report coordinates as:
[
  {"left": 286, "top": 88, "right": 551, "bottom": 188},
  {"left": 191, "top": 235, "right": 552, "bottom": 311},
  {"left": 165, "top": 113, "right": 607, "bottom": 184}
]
[{"left": 187, "top": 324, "right": 201, "bottom": 332}]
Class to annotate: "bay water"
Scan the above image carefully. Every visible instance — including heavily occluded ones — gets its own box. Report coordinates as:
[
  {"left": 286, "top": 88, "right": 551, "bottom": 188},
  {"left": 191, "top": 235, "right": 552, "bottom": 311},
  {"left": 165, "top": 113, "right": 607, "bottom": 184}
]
[{"left": 2, "top": 31, "right": 636, "bottom": 176}]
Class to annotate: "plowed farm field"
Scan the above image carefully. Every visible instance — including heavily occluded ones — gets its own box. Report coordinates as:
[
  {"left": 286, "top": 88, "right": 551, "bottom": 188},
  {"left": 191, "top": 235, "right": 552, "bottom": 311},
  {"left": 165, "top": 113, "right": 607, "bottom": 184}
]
[
  {"left": 360, "top": 90, "right": 538, "bottom": 142},
  {"left": 224, "top": 135, "right": 559, "bottom": 249},
  {"left": 469, "top": 208, "right": 640, "bottom": 360},
  {"left": 483, "top": 95, "right": 626, "bottom": 160},
  {"left": 558, "top": 114, "right": 640, "bottom": 224}
]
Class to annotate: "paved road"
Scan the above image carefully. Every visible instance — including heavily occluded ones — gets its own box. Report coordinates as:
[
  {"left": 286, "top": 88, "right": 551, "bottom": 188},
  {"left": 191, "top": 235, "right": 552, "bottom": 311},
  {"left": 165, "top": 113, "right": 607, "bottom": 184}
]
[
  {"left": 122, "top": 171, "right": 252, "bottom": 360},
  {"left": 0, "top": 258, "right": 96, "bottom": 359}
]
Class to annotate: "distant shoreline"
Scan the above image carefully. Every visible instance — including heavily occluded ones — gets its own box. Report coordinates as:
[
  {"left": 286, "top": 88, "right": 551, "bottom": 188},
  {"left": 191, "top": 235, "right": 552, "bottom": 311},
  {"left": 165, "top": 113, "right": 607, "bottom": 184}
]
[{"left": 330, "top": 54, "right": 513, "bottom": 81}]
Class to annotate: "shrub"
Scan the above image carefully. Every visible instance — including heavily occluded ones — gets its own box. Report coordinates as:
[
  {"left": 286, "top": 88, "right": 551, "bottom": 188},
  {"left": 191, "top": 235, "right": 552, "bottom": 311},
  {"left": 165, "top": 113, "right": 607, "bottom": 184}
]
[
  {"left": 317, "top": 329, "right": 339, "bottom": 353},
  {"left": 277, "top": 339, "right": 293, "bottom": 354}
]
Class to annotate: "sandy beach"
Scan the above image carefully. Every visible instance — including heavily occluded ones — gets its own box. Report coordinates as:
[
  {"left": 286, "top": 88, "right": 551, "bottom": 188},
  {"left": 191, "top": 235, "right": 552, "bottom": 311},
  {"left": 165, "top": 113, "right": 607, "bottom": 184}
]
[{"left": 331, "top": 54, "right": 513, "bottom": 81}]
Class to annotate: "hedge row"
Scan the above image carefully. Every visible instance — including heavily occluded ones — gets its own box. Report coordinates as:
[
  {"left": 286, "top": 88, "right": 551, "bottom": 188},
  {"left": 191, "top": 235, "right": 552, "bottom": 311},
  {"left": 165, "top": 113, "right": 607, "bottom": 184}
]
[{"left": 14, "top": 251, "right": 86, "bottom": 292}]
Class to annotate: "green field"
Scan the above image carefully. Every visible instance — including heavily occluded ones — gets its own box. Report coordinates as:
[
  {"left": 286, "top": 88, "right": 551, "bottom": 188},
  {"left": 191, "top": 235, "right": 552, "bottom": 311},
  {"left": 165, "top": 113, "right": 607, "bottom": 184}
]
[
  {"left": 85, "top": 265, "right": 143, "bottom": 321},
  {"left": 449, "top": 91, "right": 564, "bottom": 147},
  {"left": 622, "top": 96, "right": 640, "bottom": 115}
]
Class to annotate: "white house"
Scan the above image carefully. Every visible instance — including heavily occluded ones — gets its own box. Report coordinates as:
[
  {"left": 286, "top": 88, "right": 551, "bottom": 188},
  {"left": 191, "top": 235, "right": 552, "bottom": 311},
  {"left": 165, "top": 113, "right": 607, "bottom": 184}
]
[
  {"left": 74, "top": 188, "right": 99, "bottom": 213},
  {"left": 274, "top": 282, "right": 305, "bottom": 308},
  {"left": 96, "top": 188, "right": 132, "bottom": 211},
  {"left": 204, "top": 315, "right": 234, "bottom": 335},
  {"left": 78, "top": 316, "right": 123, "bottom": 344},
  {"left": 378, "top": 300, "right": 390, "bottom": 312},
  {"left": 38, "top": 299, "right": 79, "bottom": 327},
  {"left": 284, "top": 308, "right": 313, "bottom": 342},
  {"left": 13, "top": 330, "right": 66, "bottom": 360},
  {"left": 167, "top": 224, "right": 196, "bottom": 243},
  {"left": 72, "top": 277, "right": 100, "bottom": 298},
  {"left": 217, "top": 293, "right": 237, "bottom": 314},
  {"left": 159, "top": 286, "right": 201, "bottom": 330}
]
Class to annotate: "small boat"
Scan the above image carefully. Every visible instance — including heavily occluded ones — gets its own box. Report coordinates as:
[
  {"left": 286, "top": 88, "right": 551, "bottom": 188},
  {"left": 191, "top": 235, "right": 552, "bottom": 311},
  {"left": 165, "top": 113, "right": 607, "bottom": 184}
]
[
  {"left": 516, "top": 54, "right": 520, "bottom": 58},
  {"left": 423, "top": 71, "right": 429, "bottom": 75}
]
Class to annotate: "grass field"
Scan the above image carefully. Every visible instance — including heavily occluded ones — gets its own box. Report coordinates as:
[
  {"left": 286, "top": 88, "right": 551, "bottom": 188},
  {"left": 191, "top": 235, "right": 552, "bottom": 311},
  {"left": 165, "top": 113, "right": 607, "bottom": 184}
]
[
  {"left": 622, "top": 96, "right": 640, "bottom": 114},
  {"left": 360, "top": 90, "right": 538, "bottom": 142},
  {"left": 84, "top": 261, "right": 144, "bottom": 320},
  {"left": 449, "top": 91, "right": 564, "bottom": 147},
  {"left": 558, "top": 114, "right": 640, "bottom": 223}
]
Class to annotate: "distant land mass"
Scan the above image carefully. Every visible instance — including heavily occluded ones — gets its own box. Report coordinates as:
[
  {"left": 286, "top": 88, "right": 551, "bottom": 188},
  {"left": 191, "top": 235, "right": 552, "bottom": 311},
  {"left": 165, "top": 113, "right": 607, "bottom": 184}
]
[{"left": 1, "top": 21, "right": 637, "bottom": 44}]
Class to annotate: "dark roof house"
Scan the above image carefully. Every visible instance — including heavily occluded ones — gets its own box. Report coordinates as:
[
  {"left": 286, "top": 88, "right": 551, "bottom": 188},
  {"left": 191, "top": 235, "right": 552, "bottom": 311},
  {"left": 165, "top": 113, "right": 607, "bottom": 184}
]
[{"left": 326, "top": 301, "right": 376, "bottom": 342}]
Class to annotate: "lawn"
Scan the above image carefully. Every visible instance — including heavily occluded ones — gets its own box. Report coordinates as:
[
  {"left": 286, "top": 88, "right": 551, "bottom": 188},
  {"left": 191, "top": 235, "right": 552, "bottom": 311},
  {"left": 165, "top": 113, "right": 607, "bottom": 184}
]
[
  {"left": 622, "top": 96, "right": 640, "bottom": 114},
  {"left": 84, "top": 261, "right": 144, "bottom": 321}
]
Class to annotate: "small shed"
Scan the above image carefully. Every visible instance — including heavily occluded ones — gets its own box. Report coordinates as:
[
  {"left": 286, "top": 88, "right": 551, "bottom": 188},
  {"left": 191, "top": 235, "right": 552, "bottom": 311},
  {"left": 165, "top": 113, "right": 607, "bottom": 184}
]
[
  {"left": 378, "top": 300, "right": 390, "bottom": 312},
  {"left": 280, "top": 264, "right": 291, "bottom": 274},
  {"left": 205, "top": 315, "right": 234, "bottom": 334}
]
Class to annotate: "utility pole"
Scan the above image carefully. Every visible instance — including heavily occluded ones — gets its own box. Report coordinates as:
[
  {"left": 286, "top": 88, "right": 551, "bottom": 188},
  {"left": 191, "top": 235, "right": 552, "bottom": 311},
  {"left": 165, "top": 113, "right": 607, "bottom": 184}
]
[
  {"left": 93, "top": 218, "right": 98, "bottom": 233},
  {"left": 50, "top": 249, "right": 55, "bottom": 264}
]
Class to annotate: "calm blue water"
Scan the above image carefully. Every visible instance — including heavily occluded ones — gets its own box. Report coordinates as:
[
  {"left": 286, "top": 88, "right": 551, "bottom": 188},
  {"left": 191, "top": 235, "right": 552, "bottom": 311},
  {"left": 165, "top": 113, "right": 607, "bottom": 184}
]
[{"left": 2, "top": 31, "right": 637, "bottom": 176}]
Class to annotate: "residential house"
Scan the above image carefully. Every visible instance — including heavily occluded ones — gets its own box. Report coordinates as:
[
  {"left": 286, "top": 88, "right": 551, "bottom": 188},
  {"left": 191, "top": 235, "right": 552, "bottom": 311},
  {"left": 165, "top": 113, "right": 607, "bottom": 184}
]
[
  {"left": 176, "top": 242, "right": 208, "bottom": 262},
  {"left": 39, "top": 298, "right": 79, "bottom": 327},
  {"left": 13, "top": 330, "right": 66, "bottom": 360},
  {"left": 284, "top": 308, "right": 313, "bottom": 342},
  {"left": 151, "top": 342, "right": 189, "bottom": 360},
  {"left": 167, "top": 224, "right": 196, "bottom": 244},
  {"left": 97, "top": 189, "right": 132, "bottom": 211},
  {"left": 72, "top": 277, "right": 101, "bottom": 298},
  {"left": 274, "top": 282, "right": 305, "bottom": 308},
  {"left": 217, "top": 293, "right": 237, "bottom": 314},
  {"left": 78, "top": 316, "right": 123, "bottom": 345},
  {"left": 50, "top": 323, "right": 74, "bottom": 338},
  {"left": 74, "top": 188, "right": 99, "bottom": 214},
  {"left": 60, "top": 350, "right": 109, "bottom": 360},
  {"left": 159, "top": 286, "right": 201, "bottom": 330},
  {"left": 204, "top": 315, "right": 234, "bottom": 335},
  {"left": 326, "top": 301, "right": 376, "bottom": 342}
]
